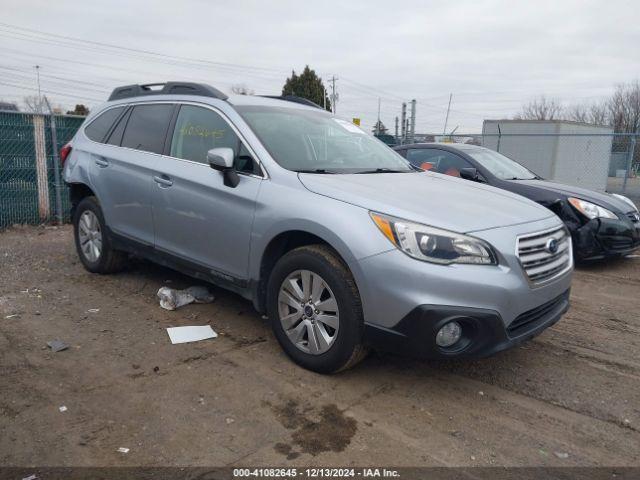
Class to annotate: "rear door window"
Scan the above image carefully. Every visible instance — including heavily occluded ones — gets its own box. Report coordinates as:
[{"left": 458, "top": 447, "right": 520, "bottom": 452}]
[
  {"left": 84, "top": 106, "right": 125, "bottom": 143},
  {"left": 121, "top": 104, "right": 174, "bottom": 154}
]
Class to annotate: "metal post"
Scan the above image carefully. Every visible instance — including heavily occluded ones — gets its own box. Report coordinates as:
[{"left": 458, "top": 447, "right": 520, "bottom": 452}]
[
  {"left": 400, "top": 102, "right": 407, "bottom": 144},
  {"left": 330, "top": 76, "right": 338, "bottom": 115},
  {"left": 394, "top": 116, "right": 399, "bottom": 143},
  {"left": 443, "top": 93, "right": 452, "bottom": 135},
  {"left": 496, "top": 123, "right": 502, "bottom": 153},
  {"left": 376, "top": 97, "right": 381, "bottom": 135},
  {"left": 35, "top": 65, "right": 42, "bottom": 113},
  {"left": 622, "top": 133, "right": 637, "bottom": 193},
  {"left": 44, "top": 96, "right": 63, "bottom": 225},
  {"left": 409, "top": 99, "right": 416, "bottom": 142}
]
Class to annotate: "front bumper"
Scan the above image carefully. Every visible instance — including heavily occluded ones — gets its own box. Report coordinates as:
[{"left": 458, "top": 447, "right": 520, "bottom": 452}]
[
  {"left": 364, "top": 290, "right": 569, "bottom": 358},
  {"left": 350, "top": 215, "right": 573, "bottom": 359},
  {"left": 570, "top": 216, "right": 640, "bottom": 261}
]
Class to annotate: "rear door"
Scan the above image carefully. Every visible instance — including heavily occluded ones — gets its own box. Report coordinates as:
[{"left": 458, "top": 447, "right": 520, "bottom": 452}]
[
  {"left": 89, "top": 103, "right": 175, "bottom": 244},
  {"left": 151, "top": 104, "right": 262, "bottom": 281}
]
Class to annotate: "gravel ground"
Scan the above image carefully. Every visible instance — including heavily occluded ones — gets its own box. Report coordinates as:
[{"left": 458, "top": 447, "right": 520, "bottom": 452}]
[{"left": 1, "top": 225, "right": 639, "bottom": 467}]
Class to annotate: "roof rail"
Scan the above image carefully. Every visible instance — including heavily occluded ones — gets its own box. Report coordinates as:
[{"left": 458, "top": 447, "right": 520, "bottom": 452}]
[
  {"left": 260, "top": 95, "right": 324, "bottom": 110},
  {"left": 108, "top": 82, "right": 229, "bottom": 101}
]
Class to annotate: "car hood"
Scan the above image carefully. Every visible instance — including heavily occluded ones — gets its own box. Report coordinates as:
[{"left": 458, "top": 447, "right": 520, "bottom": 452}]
[
  {"left": 513, "top": 179, "right": 633, "bottom": 213},
  {"left": 299, "top": 171, "right": 554, "bottom": 233}
]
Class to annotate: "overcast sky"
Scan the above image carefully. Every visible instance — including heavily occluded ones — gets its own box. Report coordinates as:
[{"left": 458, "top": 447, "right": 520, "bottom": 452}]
[{"left": 1, "top": 0, "right": 638, "bottom": 132}]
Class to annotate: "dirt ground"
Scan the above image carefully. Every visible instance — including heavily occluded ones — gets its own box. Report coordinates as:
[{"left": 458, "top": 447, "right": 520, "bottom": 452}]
[{"left": 1, "top": 225, "right": 639, "bottom": 468}]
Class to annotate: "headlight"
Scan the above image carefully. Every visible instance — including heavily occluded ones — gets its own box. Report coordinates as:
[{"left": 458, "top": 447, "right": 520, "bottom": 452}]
[
  {"left": 568, "top": 197, "right": 617, "bottom": 220},
  {"left": 370, "top": 212, "right": 497, "bottom": 265},
  {"left": 611, "top": 193, "right": 639, "bottom": 212}
]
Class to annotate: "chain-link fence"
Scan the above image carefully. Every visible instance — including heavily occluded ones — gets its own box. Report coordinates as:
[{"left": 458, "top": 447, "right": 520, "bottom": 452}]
[
  {"left": 408, "top": 132, "right": 640, "bottom": 202},
  {"left": 0, "top": 111, "right": 85, "bottom": 228}
]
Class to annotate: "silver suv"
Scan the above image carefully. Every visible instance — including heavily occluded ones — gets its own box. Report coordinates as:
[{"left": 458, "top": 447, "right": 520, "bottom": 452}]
[{"left": 62, "top": 82, "right": 572, "bottom": 373}]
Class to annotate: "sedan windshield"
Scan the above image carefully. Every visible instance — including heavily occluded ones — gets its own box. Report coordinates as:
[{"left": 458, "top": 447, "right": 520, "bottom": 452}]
[
  {"left": 467, "top": 148, "right": 537, "bottom": 180},
  {"left": 236, "top": 106, "right": 413, "bottom": 173}
]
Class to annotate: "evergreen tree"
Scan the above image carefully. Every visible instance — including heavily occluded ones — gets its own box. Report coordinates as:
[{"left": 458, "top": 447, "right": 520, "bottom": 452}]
[{"left": 282, "top": 66, "right": 331, "bottom": 111}]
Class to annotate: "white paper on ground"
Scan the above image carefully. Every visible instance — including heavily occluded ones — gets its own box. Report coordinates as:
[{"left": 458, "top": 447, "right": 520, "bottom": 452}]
[{"left": 167, "top": 325, "right": 217, "bottom": 344}]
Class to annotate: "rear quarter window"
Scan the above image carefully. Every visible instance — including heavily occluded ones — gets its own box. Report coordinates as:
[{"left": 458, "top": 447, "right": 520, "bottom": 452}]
[{"left": 84, "top": 106, "right": 125, "bottom": 143}]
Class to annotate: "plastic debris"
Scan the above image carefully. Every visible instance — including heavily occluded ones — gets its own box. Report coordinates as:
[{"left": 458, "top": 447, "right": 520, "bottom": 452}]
[
  {"left": 47, "top": 340, "right": 69, "bottom": 352},
  {"left": 117, "top": 447, "right": 129, "bottom": 454},
  {"left": 157, "top": 286, "right": 215, "bottom": 311},
  {"left": 87, "top": 308, "right": 100, "bottom": 313},
  {"left": 22, "top": 475, "right": 37, "bottom": 480},
  {"left": 554, "top": 452, "right": 569, "bottom": 459},
  {"left": 59, "top": 406, "right": 67, "bottom": 412},
  {"left": 5, "top": 314, "right": 19, "bottom": 319},
  {"left": 167, "top": 325, "right": 217, "bottom": 344}
]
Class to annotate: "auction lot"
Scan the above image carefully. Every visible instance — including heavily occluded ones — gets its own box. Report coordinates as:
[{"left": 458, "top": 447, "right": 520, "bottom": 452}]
[{"left": 1, "top": 225, "right": 639, "bottom": 467}]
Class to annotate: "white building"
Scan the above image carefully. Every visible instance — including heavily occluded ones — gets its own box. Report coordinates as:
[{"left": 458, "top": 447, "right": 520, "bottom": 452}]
[{"left": 482, "top": 120, "right": 613, "bottom": 192}]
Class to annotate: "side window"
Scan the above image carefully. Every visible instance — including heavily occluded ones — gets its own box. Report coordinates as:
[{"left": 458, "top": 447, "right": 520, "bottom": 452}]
[
  {"left": 121, "top": 104, "right": 174, "bottom": 154},
  {"left": 431, "top": 151, "right": 473, "bottom": 177},
  {"left": 84, "top": 106, "right": 125, "bottom": 143},
  {"left": 407, "top": 149, "right": 472, "bottom": 177},
  {"left": 406, "top": 148, "right": 441, "bottom": 171},
  {"left": 170, "top": 105, "right": 259, "bottom": 174}
]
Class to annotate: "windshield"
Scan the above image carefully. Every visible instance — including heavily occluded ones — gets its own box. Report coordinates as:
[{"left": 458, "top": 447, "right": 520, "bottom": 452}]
[
  {"left": 236, "top": 106, "right": 413, "bottom": 173},
  {"left": 467, "top": 148, "right": 537, "bottom": 180}
]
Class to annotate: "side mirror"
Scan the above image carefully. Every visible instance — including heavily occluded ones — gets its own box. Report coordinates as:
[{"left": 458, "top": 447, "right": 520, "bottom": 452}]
[
  {"left": 460, "top": 167, "right": 479, "bottom": 181},
  {"left": 207, "top": 148, "right": 239, "bottom": 188}
]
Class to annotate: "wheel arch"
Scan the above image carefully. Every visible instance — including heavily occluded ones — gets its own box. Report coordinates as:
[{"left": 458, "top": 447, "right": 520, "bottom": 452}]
[{"left": 252, "top": 228, "right": 359, "bottom": 314}]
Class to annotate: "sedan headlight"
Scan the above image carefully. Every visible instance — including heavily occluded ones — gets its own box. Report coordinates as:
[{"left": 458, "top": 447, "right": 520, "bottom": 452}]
[
  {"left": 568, "top": 197, "right": 617, "bottom": 220},
  {"left": 370, "top": 212, "right": 497, "bottom": 265},
  {"left": 611, "top": 193, "right": 639, "bottom": 212}
]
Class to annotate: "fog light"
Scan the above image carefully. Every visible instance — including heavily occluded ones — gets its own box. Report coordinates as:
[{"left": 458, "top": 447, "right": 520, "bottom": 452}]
[{"left": 436, "top": 321, "right": 462, "bottom": 347}]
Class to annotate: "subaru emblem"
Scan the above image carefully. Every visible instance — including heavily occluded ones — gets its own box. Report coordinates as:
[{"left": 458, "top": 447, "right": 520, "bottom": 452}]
[{"left": 546, "top": 238, "right": 559, "bottom": 254}]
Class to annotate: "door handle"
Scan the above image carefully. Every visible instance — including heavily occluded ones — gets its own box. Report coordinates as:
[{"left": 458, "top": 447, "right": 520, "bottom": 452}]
[
  {"left": 95, "top": 157, "right": 109, "bottom": 168},
  {"left": 153, "top": 175, "right": 173, "bottom": 187}
]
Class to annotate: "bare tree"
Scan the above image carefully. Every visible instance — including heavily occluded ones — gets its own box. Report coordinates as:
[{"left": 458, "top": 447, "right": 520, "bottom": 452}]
[
  {"left": 23, "top": 95, "right": 44, "bottom": 113},
  {"left": 589, "top": 102, "right": 609, "bottom": 126},
  {"left": 566, "top": 101, "right": 610, "bottom": 126},
  {"left": 231, "top": 84, "right": 254, "bottom": 95},
  {"left": 515, "top": 96, "right": 564, "bottom": 121},
  {"left": 566, "top": 104, "right": 588, "bottom": 123},
  {"left": 608, "top": 81, "right": 640, "bottom": 133}
]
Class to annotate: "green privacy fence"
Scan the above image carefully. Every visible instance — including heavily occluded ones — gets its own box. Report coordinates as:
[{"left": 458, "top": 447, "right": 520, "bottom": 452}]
[{"left": 0, "top": 111, "right": 85, "bottom": 228}]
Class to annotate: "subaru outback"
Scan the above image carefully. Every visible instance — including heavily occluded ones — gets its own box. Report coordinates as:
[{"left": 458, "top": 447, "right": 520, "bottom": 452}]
[{"left": 62, "top": 82, "right": 573, "bottom": 373}]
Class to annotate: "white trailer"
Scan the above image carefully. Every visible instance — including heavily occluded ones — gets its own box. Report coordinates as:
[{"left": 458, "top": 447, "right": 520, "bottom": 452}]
[{"left": 482, "top": 120, "right": 613, "bottom": 192}]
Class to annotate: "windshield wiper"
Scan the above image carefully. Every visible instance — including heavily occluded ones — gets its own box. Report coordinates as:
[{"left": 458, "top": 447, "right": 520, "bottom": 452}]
[
  {"left": 354, "top": 168, "right": 411, "bottom": 174},
  {"left": 294, "top": 169, "right": 336, "bottom": 174}
]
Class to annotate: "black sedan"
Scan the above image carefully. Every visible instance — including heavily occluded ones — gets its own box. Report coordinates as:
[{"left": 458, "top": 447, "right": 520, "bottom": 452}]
[{"left": 393, "top": 143, "right": 640, "bottom": 261}]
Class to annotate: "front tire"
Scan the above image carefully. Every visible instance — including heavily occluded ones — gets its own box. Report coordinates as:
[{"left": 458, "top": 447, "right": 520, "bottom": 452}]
[
  {"left": 73, "top": 196, "right": 127, "bottom": 274},
  {"left": 267, "top": 245, "right": 368, "bottom": 373}
]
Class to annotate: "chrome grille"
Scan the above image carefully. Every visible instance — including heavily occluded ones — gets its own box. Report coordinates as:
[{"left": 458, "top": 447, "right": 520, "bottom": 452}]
[{"left": 517, "top": 227, "right": 572, "bottom": 285}]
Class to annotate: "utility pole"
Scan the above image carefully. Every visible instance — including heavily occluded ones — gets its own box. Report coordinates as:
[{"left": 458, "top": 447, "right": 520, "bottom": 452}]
[
  {"left": 375, "top": 97, "right": 381, "bottom": 135},
  {"left": 400, "top": 102, "right": 407, "bottom": 143},
  {"left": 35, "top": 65, "right": 42, "bottom": 113},
  {"left": 410, "top": 99, "right": 416, "bottom": 142},
  {"left": 329, "top": 76, "right": 338, "bottom": 115},
  {"left": 443, "top": 93, "right": 452, "bottom": 135},
  {"left": 394, "top": 116, "right": 399, "bottom": 143}
]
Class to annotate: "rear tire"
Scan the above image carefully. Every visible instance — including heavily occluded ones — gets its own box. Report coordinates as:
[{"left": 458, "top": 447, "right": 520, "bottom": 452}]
[
  {"left": 73, "top": 196, "right": 127, "bottom": 274},
  {"left": 267, "top": 244, "right": 368, "bottom": 373}
]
